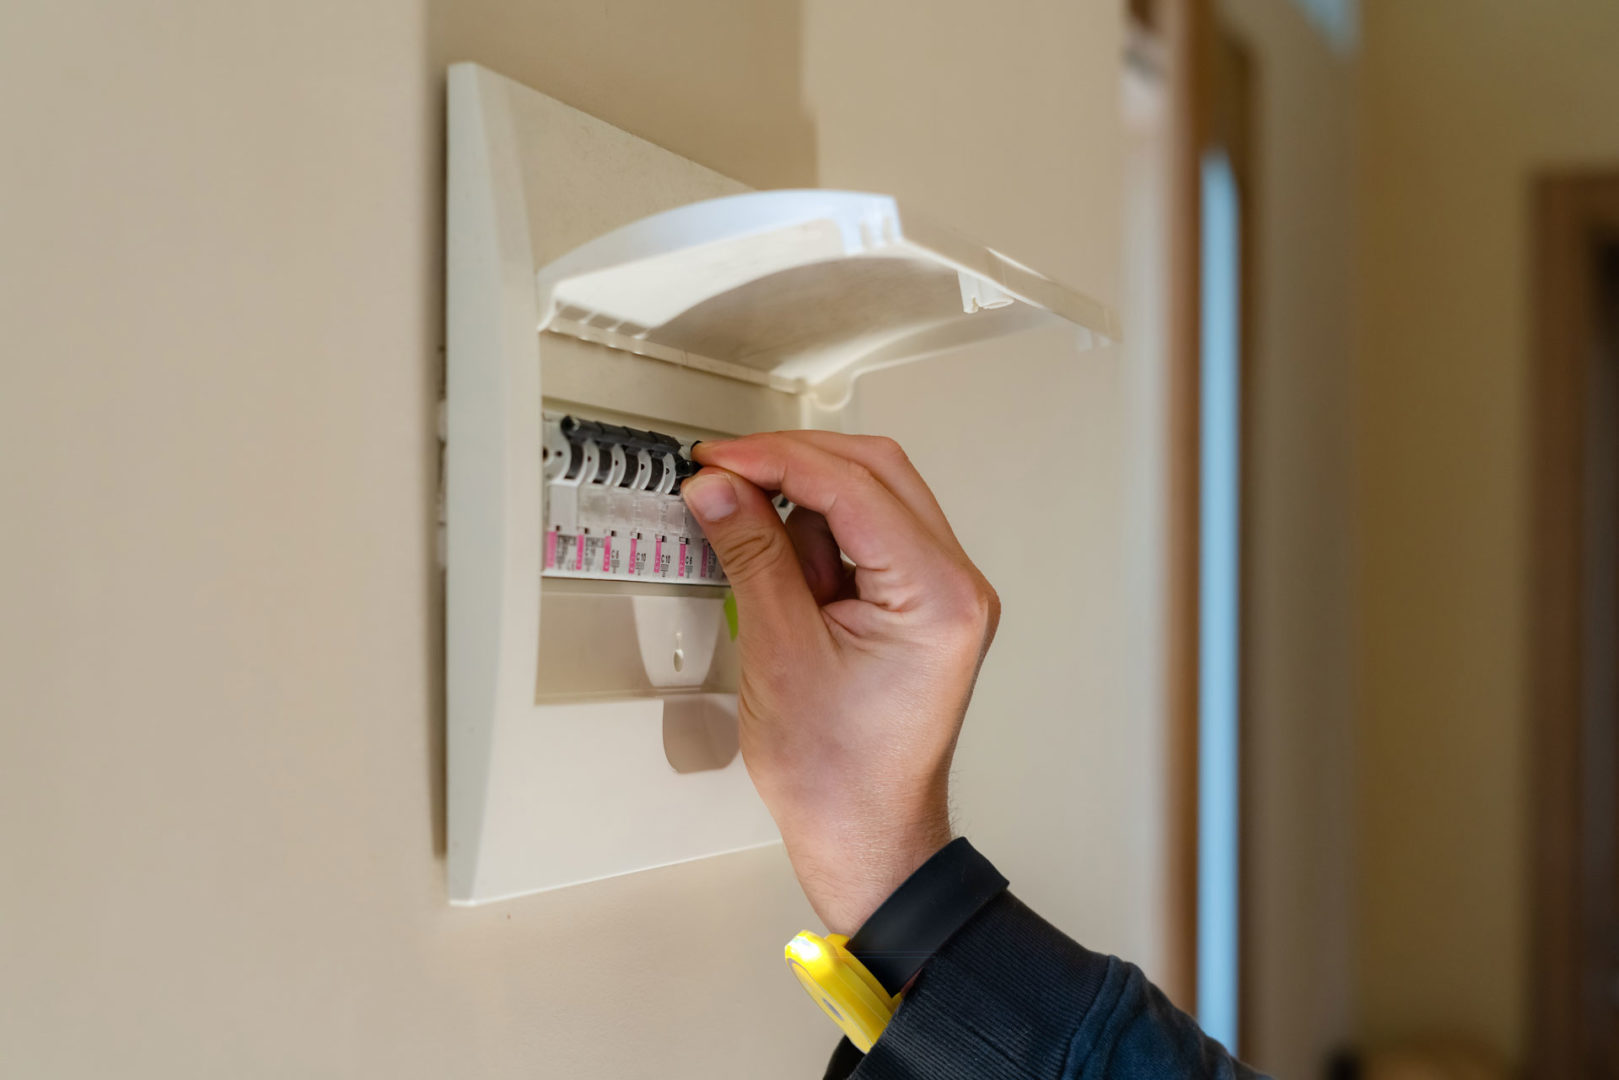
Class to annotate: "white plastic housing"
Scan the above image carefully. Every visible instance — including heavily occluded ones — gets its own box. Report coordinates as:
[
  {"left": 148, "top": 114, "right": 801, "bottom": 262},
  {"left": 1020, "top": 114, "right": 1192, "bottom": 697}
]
[{"left": 445, "top": 62, "right": 1118, "bottom": 904}]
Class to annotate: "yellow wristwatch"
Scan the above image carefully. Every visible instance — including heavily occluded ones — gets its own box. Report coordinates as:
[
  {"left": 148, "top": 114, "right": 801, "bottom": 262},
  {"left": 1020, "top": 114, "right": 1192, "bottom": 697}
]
[
  {"left": 784, "top": 932, "right": 897, "bottom": 1053},
  {"left": 782, "top": 839, "right": 1009, "bottom": 1055}
]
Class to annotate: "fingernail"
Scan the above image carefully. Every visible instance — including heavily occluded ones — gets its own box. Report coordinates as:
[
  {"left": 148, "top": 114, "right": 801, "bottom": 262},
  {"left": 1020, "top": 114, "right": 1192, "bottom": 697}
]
[
  {"left": 682, "top": 473, "right": 737, "bottom": 521},
  {"left": 691, "top": 439, "right": 731, "bottom": 462}
]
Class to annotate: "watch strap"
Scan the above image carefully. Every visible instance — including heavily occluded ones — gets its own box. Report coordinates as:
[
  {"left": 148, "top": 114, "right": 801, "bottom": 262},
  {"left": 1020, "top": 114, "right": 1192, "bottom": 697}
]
[{"left": 845, "top": 837, "right": 1008, "bottom": 996}]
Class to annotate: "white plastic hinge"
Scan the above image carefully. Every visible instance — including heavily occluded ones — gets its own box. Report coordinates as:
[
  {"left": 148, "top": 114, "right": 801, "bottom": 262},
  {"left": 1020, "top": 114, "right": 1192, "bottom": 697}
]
[{"left": 958, "top": 272, "right": 1014, "bottom": 314}]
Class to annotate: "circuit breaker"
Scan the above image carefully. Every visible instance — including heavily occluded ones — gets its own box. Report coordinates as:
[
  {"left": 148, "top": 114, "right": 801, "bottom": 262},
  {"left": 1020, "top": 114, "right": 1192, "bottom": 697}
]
[
  {"left": 444, "top": 62, "right": 1119, "bottom": 904},
  {"left": 541, "top": 415, "right": 724, "bottom": 586}
]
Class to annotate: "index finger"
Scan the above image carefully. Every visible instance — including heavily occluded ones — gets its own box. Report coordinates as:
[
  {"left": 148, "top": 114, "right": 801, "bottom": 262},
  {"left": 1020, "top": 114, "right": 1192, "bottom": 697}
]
[
  {"left": 761, "top": 431, "right": 962, "bottom": 552},
  {"left": 693, "top": 434, "right": 945, "bottom": 580}
]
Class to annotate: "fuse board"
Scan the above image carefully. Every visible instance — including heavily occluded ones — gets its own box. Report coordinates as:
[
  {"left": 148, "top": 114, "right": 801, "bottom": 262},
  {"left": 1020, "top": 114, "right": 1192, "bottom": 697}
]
[
  {"left": 446, "top": 63, "right": 1120, "bottom": 903},
  {"left": 542, "top": 413, "right": 727, "bottom": 586}
]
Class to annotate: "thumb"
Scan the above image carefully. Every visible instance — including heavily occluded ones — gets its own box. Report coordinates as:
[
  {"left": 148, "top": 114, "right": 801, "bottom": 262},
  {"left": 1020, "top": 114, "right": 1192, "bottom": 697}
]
[{"left": 682, "top": 468, "right": 817, "bottom": 632}]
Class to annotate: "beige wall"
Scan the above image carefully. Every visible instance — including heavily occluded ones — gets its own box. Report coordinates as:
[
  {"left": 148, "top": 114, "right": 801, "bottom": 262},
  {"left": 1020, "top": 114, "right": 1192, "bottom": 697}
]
[
  {"left": 1215, "top": 1, "right": 1360, "bottom": 1076},
  {"left": 1355, "top": 0, "right": 1619, "bottom": 1061},
  {"left": 0, "top": 2, "right": 1151, "bottom": 1077}
]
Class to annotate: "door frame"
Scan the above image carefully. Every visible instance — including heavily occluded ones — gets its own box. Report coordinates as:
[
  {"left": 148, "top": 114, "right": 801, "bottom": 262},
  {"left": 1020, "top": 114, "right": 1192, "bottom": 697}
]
[
  {"left": 1528, "top": 170, "right": 1619, "bottom": 1079},
  {"left": 1145, "top": 0, "right": 1257, "bottom": 1041}
]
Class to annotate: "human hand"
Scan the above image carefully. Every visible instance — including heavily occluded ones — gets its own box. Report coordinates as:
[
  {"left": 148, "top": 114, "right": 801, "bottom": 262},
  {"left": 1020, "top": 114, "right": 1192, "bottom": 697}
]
[{"left": 680, "top": 433, "right": 999, "bottom": 934}]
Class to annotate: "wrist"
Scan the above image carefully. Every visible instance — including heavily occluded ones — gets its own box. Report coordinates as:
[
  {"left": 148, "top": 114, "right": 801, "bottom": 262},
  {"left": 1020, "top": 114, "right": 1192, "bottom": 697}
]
[{"left": 785, "top": 809, "right": 952, "bottom": 935}]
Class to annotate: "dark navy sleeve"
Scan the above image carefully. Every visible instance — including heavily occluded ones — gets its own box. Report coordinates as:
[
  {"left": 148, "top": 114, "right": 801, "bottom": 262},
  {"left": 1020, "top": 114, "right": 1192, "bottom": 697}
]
[{"left": 824, "top": 892, "right": 1266, "bottom": 1080}]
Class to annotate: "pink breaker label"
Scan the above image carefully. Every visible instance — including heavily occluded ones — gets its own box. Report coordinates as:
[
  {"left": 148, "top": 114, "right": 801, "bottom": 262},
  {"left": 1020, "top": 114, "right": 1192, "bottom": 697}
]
[{"left": 543, "top": 487, "right": 726, "bottom": 586}]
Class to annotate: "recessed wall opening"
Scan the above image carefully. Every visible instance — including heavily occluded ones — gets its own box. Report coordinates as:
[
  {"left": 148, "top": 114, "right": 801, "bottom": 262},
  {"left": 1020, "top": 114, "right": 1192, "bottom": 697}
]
[{"left": 662, "top": 694, "right": 741, "bottom": 773}]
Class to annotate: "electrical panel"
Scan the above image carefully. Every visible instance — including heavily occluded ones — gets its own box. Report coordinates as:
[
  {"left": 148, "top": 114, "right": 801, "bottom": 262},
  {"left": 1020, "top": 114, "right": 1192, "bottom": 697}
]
[{"left": 444, "top": 62, "right": 1119, "bottom": 904}]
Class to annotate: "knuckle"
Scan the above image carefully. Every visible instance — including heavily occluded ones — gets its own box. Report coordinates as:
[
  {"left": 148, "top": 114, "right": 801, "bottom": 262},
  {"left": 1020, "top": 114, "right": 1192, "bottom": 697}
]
[
  {"left": 936, "top": 568, "right": 1000, "bottom": 639},
  {"left": 982, "top": 582, "right": 1002, "bottom": 641},
  {"left": 865, "top": 435, "right": 907, "bottom": 463},
  {"left": 718, "top": 526, "right": 787, "bottom": 583},
  {"left": 862, "top": 435, "right": 916, "bottom": 475}
]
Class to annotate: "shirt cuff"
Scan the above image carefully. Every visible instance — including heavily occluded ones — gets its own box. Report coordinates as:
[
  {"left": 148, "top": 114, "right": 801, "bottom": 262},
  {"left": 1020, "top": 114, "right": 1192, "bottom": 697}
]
[{"left": 827, "top": 892, "right": 1113, "bottom": 1080}]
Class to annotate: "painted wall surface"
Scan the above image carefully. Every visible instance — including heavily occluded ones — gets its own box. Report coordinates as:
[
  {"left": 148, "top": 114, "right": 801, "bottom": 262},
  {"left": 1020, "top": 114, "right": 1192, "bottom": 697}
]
[
  {"left": 0, "top": 1, "right": 1147, "bottom": 1077},
  {"left": 1215, "top": 1, "right": 1359, "bottom": 1076},
  {"left": 1355, "top": 0, "right": 1619, "bottom": 1060}
]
